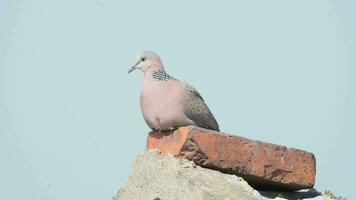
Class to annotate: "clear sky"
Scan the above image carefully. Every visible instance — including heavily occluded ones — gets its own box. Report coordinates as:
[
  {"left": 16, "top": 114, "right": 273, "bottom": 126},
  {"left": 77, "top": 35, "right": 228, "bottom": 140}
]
[{"left": 1, "top": 0, "right": 355, "bottom": 199}]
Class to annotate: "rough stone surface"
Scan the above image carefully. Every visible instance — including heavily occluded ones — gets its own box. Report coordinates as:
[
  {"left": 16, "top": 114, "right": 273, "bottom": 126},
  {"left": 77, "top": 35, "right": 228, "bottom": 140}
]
[
  {"left": 147, "top": 126, "right": 316, "bottom": 190},
  {"left": 114, "top": 150, "right": 343, "bottom": 200}
]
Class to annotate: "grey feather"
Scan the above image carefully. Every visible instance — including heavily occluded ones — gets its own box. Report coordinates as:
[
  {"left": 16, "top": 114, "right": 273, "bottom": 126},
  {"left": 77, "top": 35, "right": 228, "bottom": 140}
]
[{"left": 183, "top": 83, "right": 220, "bottom": 131}]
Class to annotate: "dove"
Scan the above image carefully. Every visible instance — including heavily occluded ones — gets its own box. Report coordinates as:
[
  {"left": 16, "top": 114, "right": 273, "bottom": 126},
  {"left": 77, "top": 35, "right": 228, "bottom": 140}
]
[{"left": 128, "top": 51, "right": 219, "bottom": 131}]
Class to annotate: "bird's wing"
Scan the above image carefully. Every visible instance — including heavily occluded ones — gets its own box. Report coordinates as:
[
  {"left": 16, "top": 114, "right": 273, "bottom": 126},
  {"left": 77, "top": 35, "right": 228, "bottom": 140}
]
[{"left": 183, "top": 83, "right": 220, "bottom": 131}]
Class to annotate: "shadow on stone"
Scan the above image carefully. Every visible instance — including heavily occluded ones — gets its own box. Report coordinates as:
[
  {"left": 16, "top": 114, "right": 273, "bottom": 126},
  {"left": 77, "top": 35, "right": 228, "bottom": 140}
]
[
  {"left": 148, "top": 130, "right": 175, "bottom": 139},
  {"left": 258, "top": 188, "right": 321, "bottom": 200}
]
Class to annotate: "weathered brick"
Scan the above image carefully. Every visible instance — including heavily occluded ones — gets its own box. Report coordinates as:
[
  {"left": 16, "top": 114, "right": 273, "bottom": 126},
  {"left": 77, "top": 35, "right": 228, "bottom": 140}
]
[{"left": 147, "top": 126, "right": 316, "bottom": 190}]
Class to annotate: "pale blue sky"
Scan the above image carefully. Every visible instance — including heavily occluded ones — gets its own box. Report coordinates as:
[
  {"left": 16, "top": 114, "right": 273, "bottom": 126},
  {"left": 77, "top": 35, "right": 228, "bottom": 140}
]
[{"left": 0, "top": 0, "right": 355, "bottom": 199}]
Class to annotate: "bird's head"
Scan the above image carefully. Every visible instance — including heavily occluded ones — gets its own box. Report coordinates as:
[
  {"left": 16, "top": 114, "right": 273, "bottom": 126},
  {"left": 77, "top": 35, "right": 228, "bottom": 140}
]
[{"left": 128, "top": 51, "right": 165, "bottom": 74}]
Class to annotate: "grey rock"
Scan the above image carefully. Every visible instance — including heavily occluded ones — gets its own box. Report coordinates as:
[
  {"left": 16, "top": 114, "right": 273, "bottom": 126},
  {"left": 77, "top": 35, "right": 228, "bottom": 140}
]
[{"left": 113, "top": 150, "right": 345, "bottom": 200}]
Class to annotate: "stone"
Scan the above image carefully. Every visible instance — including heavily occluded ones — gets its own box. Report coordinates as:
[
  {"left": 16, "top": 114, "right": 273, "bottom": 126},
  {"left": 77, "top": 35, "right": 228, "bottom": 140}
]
[
  {"left": 147, "top": 126, "right": 316, "bottom": 191},
  {"left": 114, "top": 149, "right": 263, "bottom": 200},
  {"left": 114, "top": 150, "right": 341, "bottom": 200}
]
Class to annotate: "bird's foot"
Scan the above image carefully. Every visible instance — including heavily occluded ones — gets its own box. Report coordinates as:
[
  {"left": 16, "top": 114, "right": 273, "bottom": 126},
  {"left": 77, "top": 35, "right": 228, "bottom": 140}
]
[{"left": 168, "top": 127, "right": 178, "bottom": 131}]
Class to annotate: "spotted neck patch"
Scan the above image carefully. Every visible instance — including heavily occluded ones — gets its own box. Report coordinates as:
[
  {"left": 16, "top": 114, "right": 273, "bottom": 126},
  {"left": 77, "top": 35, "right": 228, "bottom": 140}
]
[{"left": 152, "top": 70, "right": 170, "bottom": 81}]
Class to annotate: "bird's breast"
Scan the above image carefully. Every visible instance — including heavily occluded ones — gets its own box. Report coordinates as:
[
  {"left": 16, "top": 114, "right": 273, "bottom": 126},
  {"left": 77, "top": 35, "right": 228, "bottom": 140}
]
[{"left": 140, "top": 80, "right": 186, "bottom": 129}]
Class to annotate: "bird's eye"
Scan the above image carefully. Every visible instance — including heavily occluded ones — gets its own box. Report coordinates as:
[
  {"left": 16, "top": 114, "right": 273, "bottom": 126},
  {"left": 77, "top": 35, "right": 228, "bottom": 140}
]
[{"left": 141, "top": 57, "right": 146, "bottom": 62}]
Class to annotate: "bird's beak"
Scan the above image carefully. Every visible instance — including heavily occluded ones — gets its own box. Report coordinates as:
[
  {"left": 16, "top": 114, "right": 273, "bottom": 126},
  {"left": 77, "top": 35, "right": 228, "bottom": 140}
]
[
  {"left": 128, "top": 60, "right": 142, "bottom": 73},
  {"left": 128, "top": 65, "right": 137, "bottom": 73}
]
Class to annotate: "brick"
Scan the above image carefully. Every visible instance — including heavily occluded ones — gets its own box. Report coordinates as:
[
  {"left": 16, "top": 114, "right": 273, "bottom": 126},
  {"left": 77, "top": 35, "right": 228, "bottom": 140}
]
[{"left": 147, "top": 126, "right": 316, "bottom": 191}]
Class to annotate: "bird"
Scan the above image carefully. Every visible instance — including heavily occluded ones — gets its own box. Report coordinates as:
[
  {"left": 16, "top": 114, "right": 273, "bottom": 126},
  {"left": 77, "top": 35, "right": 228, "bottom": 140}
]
[{"left": 128, "top": 51, "right": 219, "bottom": 131}]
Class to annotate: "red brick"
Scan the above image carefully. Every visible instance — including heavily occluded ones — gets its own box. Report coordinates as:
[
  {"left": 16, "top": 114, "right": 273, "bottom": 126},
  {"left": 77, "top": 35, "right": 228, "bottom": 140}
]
[{"left": 147, "top": 126, "right": 316, "bottom": 191}]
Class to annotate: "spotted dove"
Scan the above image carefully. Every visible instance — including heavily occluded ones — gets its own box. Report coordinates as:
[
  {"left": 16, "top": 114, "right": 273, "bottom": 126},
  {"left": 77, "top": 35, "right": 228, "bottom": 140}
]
[{"left": 128, "top": 51, "right": 219, "bottom": 131}]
